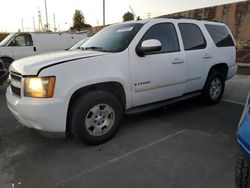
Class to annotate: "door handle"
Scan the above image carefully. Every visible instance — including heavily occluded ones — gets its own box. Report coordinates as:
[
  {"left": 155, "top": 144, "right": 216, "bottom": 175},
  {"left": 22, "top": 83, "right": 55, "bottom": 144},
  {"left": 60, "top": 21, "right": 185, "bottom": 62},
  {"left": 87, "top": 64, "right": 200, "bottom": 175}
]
[
  {"left": 171, "top": 59, "right": 184, "bottom": 64},
  {"left": 203, "top": 54, "right": 211, "bottom": 59},
  {"left": 33, "top": 46, "right": 36, "bottom": 52}
]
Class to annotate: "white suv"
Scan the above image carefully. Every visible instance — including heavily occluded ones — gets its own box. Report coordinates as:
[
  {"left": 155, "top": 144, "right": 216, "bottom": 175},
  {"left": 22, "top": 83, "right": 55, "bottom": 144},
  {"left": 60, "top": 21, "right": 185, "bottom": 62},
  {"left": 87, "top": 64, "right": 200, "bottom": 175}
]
[{"left": 6, "top": 18, "right": 237, "bottom": 145}]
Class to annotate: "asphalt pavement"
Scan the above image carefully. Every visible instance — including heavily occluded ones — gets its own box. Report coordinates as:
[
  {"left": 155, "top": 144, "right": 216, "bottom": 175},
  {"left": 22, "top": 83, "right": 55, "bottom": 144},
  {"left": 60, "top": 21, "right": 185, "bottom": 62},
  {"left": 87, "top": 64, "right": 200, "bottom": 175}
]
[{"left": 0, "top": 75, "right": 250, "bottom": 188}]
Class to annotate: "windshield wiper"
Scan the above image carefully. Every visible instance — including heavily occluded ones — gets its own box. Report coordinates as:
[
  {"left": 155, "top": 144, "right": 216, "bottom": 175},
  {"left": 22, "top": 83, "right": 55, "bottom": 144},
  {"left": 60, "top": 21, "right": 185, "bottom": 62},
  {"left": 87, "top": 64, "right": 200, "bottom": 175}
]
[{"left": 84, "top": 46, "right": 105, "bottom": 51}]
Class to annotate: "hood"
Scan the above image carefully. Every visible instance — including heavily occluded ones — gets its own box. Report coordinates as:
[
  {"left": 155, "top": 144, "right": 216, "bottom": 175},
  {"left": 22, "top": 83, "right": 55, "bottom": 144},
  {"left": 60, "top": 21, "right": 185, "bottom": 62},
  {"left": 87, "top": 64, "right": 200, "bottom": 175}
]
[{"left": 10, "top": 50, "right": 107, "bottom": 75}]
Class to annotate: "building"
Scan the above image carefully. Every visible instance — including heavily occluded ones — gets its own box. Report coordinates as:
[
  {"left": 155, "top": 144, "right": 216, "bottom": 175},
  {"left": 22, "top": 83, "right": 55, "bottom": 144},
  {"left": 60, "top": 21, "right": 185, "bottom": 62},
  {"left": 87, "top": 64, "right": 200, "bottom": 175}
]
[{"left": 160, "top": 1, "right": 250, "bottom": 42}]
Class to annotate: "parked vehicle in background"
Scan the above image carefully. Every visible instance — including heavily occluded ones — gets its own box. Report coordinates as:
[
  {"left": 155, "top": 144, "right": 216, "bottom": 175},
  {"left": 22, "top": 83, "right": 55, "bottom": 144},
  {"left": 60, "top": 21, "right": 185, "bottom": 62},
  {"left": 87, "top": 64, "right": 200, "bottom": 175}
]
[
  {"left": 6, "top": 18, "right": 237, "bottom": 145},
  {"left": 67, "top": 37, "right": 90, "bottom": 51},
  {"left": 236, "top": 91, "right": 250, "bottom": 188},
  {"left": 0, "top": 32, "right": 87, "bottom": 84}
]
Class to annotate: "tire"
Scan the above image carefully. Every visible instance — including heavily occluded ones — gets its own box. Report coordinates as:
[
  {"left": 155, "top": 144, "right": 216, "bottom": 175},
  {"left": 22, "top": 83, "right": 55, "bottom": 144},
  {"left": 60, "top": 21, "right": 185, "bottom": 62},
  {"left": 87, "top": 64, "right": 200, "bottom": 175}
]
[
  {"left": 236, "top": 151, "right": 250, "bottom": 188},
  {"left": 70, "top": 90, "right": 123, "bottom": 145},
  {"left": 202, "top": 70, "right": 225, "bottom": 104}
]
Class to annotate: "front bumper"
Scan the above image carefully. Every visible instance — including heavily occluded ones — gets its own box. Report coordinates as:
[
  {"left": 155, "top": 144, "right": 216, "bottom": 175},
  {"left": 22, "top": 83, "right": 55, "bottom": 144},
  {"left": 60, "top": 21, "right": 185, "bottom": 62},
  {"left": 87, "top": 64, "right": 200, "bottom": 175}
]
[{"left": 6, "top": 86, "right": 68, "bottom": 133}]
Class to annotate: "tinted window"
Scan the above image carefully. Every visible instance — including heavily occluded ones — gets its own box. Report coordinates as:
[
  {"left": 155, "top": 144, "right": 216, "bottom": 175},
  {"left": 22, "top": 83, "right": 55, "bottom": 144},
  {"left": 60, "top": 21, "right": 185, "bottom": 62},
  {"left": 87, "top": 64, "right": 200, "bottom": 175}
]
[
  {"left": 205, "top": 24, "right": 234, "bottom": 47},
  {"left": 140, "top": 23, "right": 180, "bottom": 54},
  {"left": 179, "top": 23, "right": 206, "bottom": 50}
]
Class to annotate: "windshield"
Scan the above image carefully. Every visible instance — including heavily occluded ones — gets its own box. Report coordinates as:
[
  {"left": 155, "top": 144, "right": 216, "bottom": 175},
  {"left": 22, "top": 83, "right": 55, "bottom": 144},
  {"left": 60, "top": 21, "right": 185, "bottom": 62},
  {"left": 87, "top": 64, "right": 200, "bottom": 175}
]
[
  {"left": 81, "top": 23, "right": 144, "bottom": 53},
  {"left": 0, "top": 33, "right": 16, "bottom": 46}
]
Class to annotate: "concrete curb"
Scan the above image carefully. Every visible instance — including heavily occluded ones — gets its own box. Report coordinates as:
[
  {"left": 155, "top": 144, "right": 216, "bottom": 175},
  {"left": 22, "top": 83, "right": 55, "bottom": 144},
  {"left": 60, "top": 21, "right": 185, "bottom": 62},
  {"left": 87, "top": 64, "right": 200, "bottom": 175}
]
[{"left": 237, "top": 63, "right": 250, "bottom": 67}]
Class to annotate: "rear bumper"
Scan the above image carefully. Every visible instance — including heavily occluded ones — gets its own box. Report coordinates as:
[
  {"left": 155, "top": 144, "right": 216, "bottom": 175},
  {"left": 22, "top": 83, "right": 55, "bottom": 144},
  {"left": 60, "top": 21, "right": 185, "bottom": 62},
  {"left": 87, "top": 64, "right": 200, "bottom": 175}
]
[
  {"left": 227, "top": 64, "right": 238, "bottom": 80},
  {"left": 6, "top": 86, "right": 68, "bottom": 133}
]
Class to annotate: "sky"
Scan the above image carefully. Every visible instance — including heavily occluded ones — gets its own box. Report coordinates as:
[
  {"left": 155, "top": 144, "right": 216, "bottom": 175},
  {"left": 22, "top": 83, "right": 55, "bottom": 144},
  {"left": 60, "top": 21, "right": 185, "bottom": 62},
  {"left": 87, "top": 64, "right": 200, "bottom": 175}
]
[{"left": 0, "top": 0, "right": 246, "bottom": 32}]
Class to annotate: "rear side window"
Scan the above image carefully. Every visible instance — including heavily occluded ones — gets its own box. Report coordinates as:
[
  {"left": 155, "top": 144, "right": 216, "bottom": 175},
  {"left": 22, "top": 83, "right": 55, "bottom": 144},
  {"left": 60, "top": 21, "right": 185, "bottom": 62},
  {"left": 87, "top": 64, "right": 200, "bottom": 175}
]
[
  {"left": 140, "top": 23, "right": 180, "bottom": 54},
  {"left": 205, "top": 24, "right": 235, "bottom": 47},
  {"left": 178, "top": 23, "right": 206, "bottom": 51}
]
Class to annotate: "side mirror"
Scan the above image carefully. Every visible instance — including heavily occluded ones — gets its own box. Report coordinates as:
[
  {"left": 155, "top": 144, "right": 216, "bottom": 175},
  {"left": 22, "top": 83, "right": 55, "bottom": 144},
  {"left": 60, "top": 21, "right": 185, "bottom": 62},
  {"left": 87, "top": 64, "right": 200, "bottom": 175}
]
[{"left": 137, "top": 39, "right": 162, "bottom": 56}]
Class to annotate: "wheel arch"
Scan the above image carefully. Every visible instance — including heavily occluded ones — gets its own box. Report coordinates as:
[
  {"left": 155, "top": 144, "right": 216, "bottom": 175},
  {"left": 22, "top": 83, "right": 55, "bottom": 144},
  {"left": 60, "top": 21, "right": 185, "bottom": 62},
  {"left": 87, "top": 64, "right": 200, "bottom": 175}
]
[
  {"left": 208, "top": 63, "right": 228, "bottom": 80},
  {"left": 0, "top": 56, "right": 14, "bottom": 63},
  {"left": 66, "top": 81, "right": 127, "bottom": 134},
  {"left": 0, "top": 56, "right": 14, "bottom": 84},
  {"left": 203, "top": 63, "right": 228, "bottom": 89}
]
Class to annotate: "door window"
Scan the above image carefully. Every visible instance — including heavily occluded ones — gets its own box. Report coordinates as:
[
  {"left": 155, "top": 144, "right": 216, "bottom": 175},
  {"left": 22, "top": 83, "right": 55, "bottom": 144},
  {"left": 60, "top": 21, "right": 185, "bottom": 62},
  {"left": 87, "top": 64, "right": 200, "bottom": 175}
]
[
  {"left": 139, "top": 23, "right": 180, "bottom": 54},
  {"left": 205, "top": 24, "right": 235, "bottom": 47},
  {"left": 9, "top": 34, "right": 33, "bottom": 46},
  {"left": 178, "top": 23, "right": 206, "bottom": 51}
]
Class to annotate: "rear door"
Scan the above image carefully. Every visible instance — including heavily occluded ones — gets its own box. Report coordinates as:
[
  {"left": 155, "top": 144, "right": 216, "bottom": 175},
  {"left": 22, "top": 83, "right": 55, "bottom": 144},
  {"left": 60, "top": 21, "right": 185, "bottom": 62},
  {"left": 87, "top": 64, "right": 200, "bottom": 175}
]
[
  {"left": 8, "top": 33, "right": 36, "bottom": 59},
  {"left": 178, "top": 23, "right": 211, "bottom": 93}
]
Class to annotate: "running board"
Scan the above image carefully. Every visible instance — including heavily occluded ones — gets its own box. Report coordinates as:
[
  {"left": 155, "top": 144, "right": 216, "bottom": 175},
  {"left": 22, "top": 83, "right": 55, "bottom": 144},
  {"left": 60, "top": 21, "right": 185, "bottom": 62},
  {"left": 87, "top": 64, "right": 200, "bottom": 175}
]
[{"left": 125, "top": 91, "right": 202, "bottom": 115}]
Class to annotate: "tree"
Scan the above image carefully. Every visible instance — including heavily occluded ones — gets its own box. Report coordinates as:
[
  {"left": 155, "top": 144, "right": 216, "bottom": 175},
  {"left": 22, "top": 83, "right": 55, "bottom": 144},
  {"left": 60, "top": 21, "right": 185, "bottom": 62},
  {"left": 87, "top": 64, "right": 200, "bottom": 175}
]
[
  {"left": 72, "top": 10, "right": 91, "bottom": 30},
  {"left": 122, "top": 12, "right": 134, "bottom": 22}
]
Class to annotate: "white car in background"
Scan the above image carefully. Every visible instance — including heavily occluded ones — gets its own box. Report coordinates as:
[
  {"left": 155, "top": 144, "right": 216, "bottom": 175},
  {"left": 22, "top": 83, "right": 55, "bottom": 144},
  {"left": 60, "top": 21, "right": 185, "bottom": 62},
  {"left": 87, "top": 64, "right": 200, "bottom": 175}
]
[{"left": 0, "top": 32, "right": 87, "bottom": 84}]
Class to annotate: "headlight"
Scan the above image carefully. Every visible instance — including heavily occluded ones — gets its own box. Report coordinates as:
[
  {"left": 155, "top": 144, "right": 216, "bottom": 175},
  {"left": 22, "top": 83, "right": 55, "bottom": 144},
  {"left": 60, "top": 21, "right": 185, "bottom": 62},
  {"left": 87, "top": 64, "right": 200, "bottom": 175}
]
[{"left": 24, "top": 76, "right": 55, "bottom": 98}]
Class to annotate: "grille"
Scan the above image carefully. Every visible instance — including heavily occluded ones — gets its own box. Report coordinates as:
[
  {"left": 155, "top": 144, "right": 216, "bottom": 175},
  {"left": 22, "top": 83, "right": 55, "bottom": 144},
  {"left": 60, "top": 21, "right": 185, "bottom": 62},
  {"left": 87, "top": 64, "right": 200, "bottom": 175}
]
[{"left": 10, "top": 72, "right": 22, "bottom": 97}]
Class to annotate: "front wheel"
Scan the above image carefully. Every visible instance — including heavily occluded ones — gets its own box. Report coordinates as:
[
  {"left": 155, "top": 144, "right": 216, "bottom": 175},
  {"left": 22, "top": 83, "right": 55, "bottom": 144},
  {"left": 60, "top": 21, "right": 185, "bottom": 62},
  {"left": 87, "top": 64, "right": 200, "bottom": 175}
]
[
  {"left": 70, "top": 90, "right": 123, "bottom": 145},
  {"left": 202, "top": 70, "right": 225, "bottom": 104}
]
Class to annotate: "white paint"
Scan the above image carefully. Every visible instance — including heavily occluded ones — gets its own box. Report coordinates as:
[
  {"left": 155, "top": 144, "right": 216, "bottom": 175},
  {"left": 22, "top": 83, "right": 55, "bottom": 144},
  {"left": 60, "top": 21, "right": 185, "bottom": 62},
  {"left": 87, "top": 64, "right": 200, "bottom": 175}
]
[{"left": 223, "top": 99, "right": 245, "bottom": 106}]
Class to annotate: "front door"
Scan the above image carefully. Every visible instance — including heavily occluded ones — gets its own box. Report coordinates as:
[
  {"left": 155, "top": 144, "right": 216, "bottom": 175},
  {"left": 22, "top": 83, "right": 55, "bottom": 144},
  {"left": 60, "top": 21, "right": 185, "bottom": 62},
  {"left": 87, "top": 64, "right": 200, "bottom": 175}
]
[
  {"left": 129, "top": 22, "right": 186, "bottom": 107},
  {"left": 8, "top": 34, "right": 36, "bottom": 59}
]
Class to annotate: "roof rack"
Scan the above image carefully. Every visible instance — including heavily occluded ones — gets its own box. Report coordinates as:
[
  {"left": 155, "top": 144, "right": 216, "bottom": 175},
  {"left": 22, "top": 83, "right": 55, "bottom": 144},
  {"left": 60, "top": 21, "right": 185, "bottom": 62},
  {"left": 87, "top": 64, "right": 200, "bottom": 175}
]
[
  {"left": 157, "top": 16, "right": 222, "bottom": 23},
  {"left": 164, "top": 16, "right": 185, "bottom": 19}
]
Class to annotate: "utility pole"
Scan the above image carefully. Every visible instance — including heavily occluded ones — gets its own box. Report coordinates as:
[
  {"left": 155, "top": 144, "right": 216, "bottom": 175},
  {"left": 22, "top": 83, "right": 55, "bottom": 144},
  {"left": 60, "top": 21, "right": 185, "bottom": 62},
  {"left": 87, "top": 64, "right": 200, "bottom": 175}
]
[
  {"left": 38, "top": 9, "right": 44, "bottom": 31},
  {"left": 44, "top": 0, "right": 49, "bottom": 31},
  {"left": 129, "top": 5, "right": 137, "bottom": 19},
  {"left": 53, "top": 13, "right": 56, "bottom": 32},
  {"left": 147, "top": 12, "right": 151, "bottom": 19},
  {"left": 58, "top": 23, "right": 60, "bottom": 32},
  {"left": 33, "top": 16, "right": 36, "bottom": 32},
  {"left": 103, "top": 0, "right": 105, "bottom": 26},
  {"left": 21, "top": 19, "right": 24, "bottom": 32}
]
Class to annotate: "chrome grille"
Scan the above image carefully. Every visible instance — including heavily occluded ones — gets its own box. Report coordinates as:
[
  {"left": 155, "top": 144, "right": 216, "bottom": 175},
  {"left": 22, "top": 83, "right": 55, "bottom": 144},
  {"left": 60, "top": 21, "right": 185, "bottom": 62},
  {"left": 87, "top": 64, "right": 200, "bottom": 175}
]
[{"left": 10, "top": 72, "right": 22, "bottom": 97}]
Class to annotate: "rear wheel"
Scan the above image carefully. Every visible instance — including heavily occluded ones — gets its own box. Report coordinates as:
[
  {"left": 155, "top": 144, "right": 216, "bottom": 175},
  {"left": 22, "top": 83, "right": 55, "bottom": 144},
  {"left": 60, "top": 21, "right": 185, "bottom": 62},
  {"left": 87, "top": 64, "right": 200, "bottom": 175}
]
[
  {"left": 202, "top": 70, "right": 225, "bottom": 104},
  {"left": 70, "top": 90, "right": 123, "bottom": 145},
  {"left": 236, "top": 151, "right": 250, "bottom": 188}
]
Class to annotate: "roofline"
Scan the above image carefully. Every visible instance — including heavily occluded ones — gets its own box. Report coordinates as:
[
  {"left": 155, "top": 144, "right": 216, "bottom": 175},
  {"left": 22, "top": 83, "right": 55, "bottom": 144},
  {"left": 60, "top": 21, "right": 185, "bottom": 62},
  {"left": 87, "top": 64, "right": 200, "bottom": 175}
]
[
  {"left": 10, "top": 31, "right": 88, "bottom": 34},
  {"left": 120, "top": 18, "right": 224, "bottom": 25}
]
